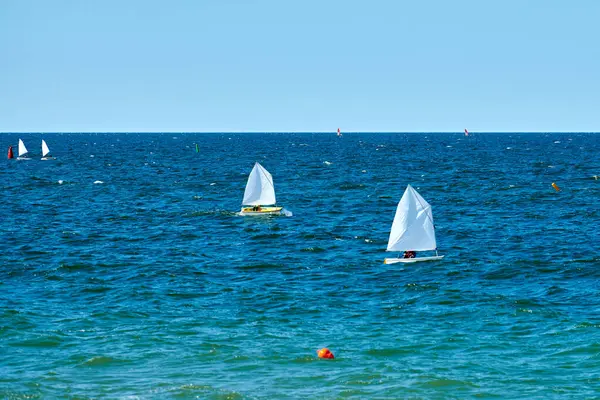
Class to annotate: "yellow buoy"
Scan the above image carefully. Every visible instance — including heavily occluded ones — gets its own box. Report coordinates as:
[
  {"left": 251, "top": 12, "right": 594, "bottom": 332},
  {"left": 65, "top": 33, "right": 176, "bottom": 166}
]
[{"left": 552, "top": 182, "right": 560, "bottom": 191}]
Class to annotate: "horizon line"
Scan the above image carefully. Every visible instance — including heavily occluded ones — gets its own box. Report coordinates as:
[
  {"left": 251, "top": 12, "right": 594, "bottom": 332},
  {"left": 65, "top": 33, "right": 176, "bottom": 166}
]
[{"left": 1, "top": 131, "right": 599, "bottom": 134}]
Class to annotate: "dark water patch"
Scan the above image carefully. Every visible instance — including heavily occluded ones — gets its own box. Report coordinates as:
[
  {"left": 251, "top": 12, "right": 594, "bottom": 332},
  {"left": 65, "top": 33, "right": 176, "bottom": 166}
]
[
  {"left": 549, "top": 343, "right": 600, "bottom": 357},
  {"left": 238, "top": 263, "right": 284, "bottom": 271},
  {"left": 80, "top": 356, "right": 130, "bottom": 367},
  {"left": 482, "top": 267, "right": 522, "bottom": 280},
  {"left": 57, "top": 263, "right": 93, "bottom": 272},
  {"left": 61, "top": 230, "right": 81, "bottom": 238},
  {"left": 337, "top": 182, "right": 367, "bottom": 190},
  {"left": 300, "top": 231, "right": 344, "bottom": 241},
  {"left": 81, "top": 285, "right": 111, "bottom": 294},
  {"left": 223, "top": 355, "right": 253, "bottom": 364},
  {"left": 404, "top": 282, "right": 439, "bottom": 292},
  {"left": 105, "top": 214, "right": 135, "bottom": 221},
  {"left": 300, "top": 247, "right": 326, "bottom": 253},
  {"left": 251, "top": 233, "right": 284, "bottom": 240},
  {"left": 167, "top": 291, "right": 206, "bottom": 299},
  {"left": 16, "top": 247, "right": 50, "bottom": 257},
  {"left": 569, "top": 257, "right": 600, "bottom": 264},
  {"left": 96, "top": 262, "right": 131, "bottom": 269},
  {"left": 545, "top": 285, "right": 568, "bottom": 297},
  {"left": 90, "top": 310, "right": 150, "bottom": 320},
  {"left": 292, "top": 356, "right": 317, "bottom": 364},
  {"left": 11, "top": 335, "right": 64, "bottom": 348},
  {"left": 418, "top": 378, "right": 478, "bottom": 388},
  {"left": 177, "top": 232, "right": 201, "bottom": 240}
]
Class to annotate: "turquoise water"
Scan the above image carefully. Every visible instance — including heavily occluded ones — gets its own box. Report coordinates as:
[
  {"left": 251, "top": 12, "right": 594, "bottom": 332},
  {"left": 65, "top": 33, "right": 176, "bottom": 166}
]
[{"left": 1, "top": 132, "right": 599, "bottom": 399}]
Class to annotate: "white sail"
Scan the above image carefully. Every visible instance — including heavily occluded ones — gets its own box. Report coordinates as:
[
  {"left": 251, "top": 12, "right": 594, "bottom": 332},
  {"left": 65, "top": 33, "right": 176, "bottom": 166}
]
[
  {"left": 242, "top": 162, "right": 276, "bottom": 206},
  {"left": 41, "top": 140, "right": 50, "bottom": 157},
  {"left": 387, "top": 185, "right": 437, "bottom": 252},
  {"left": 18, "top": 139, "right": 28, "bottom": 157}
]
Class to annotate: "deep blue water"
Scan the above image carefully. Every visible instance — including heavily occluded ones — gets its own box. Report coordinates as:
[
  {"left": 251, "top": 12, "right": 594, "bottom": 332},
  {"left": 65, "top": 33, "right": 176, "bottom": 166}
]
[{"left": 1, "top": 132, "right": 599, "bottom": 399}]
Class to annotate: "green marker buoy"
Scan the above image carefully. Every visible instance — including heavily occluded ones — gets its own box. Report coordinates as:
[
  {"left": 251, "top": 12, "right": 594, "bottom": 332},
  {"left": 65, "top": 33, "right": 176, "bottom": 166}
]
[{"left": 195, "top": 143, "right": 199, "bottom": 153}]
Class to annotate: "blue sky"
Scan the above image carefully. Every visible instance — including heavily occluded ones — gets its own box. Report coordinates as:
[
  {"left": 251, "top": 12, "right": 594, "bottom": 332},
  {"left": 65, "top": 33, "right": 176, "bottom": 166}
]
[{"left": 1, "top": 0, "right": 599, "bottom": 132}]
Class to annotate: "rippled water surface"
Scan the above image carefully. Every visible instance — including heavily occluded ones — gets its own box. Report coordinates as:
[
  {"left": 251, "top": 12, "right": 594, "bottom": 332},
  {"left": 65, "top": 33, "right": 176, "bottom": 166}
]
[{"left": 1, "top": 132, "right": 599, "bottom": 399}]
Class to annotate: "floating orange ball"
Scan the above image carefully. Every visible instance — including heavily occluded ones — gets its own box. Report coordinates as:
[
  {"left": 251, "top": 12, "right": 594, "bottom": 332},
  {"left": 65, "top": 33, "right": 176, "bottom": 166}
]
[{"left": 317, "top": 348, "right": 334, "bottom": 359}]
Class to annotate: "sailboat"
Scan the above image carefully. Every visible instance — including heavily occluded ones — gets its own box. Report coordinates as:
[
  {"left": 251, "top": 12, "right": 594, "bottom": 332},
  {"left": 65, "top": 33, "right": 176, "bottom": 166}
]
[
  {"left": 16, "top": 139, "right": 31, "bottom": 160},
  {"left": 239, "top": 162, "right": 283, "bottom": 216},
  {"left": 383, "top": 185, "right": 444, "bottom": 264},
  {"left": 41, "top": 139, "right": 56, "bottom": 160},
  {"left": 337, "top": 128, "right": 342, "bottom": 137}
]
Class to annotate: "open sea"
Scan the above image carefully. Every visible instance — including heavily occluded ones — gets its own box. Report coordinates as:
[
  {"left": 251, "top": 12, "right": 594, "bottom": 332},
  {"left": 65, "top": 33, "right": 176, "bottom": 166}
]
[{"left": 1, "top": 132, "right": 599, "bottom": 399}]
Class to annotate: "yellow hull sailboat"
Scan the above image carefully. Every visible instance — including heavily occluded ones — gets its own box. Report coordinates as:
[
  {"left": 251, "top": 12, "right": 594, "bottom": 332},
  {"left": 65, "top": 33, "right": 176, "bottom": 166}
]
[{"left": 239, "top": 162, "right": 284, "bottom": 216}]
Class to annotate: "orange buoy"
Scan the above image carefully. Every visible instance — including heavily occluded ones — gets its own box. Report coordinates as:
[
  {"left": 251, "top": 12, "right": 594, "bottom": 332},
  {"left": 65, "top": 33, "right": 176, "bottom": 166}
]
[
  {"left": 552, "top": 182, "right": 560, "bottom": 192},
  {"left": 317, "top": 348, "right": 334, "bottom": 359},
  {"left": 7, "top": 146, "right": 13, "bottom": 159}
]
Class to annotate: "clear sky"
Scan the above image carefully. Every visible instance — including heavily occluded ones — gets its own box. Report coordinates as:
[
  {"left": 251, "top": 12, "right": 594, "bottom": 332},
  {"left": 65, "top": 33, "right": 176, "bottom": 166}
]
[{"left": 1, "top": 0, "right": 599, "bottom": 132}]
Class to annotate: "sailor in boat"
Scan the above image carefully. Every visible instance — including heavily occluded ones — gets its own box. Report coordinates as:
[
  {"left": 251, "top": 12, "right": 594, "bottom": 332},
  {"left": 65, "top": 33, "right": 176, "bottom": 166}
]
[{"left": 403, "top": 250, "right": 416, "bottom": 259}]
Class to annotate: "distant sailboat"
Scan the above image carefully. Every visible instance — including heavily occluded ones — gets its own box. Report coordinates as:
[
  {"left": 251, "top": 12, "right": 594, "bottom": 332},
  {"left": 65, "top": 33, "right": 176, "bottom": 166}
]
[
  {"left": 337, "top": 128, "right": 342, "bottom": 137},
  {"left": 17, "top": 139, "right": 31, "bottom": 160},
  {"left": 41, "top": 139, "right": 56, "bottom": 160},
  {"left": 464, "top": 129, "right": 469, "bottom": 136},
  {"left": 239, "top": 162, "right": 283, "bottom": 216},
  {"left": 383, "top": 185, "right": 444, "bottom": 264}
]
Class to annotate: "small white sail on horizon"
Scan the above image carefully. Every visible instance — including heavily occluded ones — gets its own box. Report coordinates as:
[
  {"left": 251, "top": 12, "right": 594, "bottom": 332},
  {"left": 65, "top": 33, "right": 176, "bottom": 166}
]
[
  {"left": 384, "top": 185, "right": 444, "bottom": 264},
  {"left": 41, "top": 139, "right": 55, "bottom": 160},
  {"left": 240, "top": 162, "right": 283, "bottom": 215},
  {"left": 42, "top": 140, "right": 50, "bottom": 157},
  {"left": 17, "top": 139, "right": 30, "bottom": 160}
]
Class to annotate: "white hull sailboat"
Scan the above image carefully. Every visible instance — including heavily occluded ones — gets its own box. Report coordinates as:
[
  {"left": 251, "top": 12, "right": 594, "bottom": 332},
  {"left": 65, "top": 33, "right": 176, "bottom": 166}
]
[
  {"left": 16, "top": 139, "right": 31, "bottom": 160},
  {"left": 41, "top": 139, "right": 56, "bottom": 160},
  {"left": 384, "top": 185, "right": 444, "bottom": 264},
  {"left": 385, "top": 255, "right": 443, "bottom": 264},
  {"left": 239, "top": 162, "right": 283, "bottom": 216}
]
